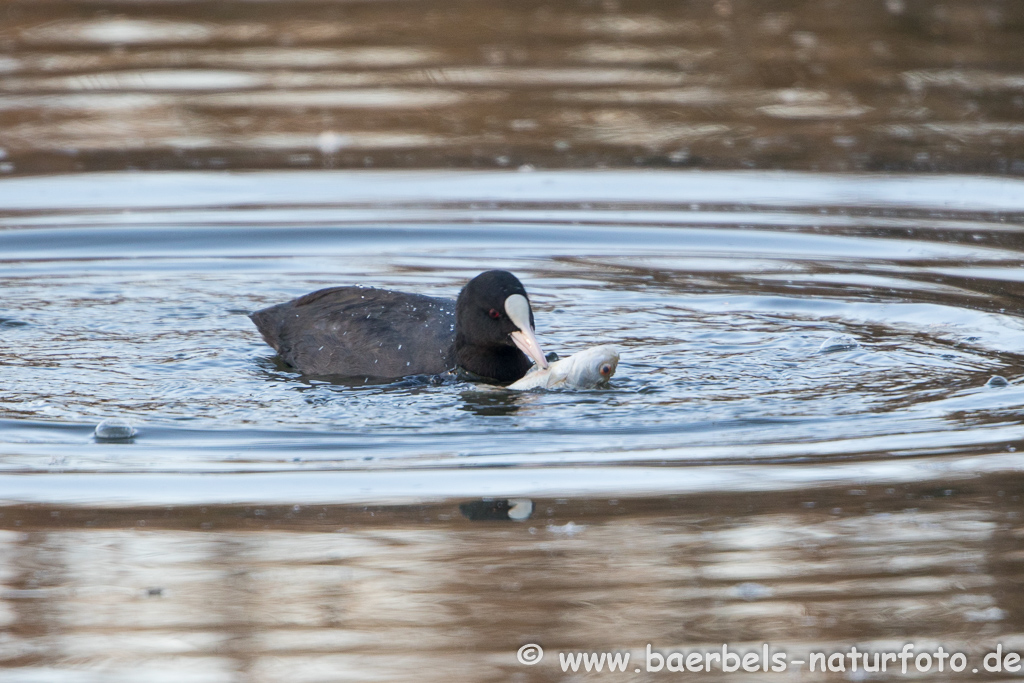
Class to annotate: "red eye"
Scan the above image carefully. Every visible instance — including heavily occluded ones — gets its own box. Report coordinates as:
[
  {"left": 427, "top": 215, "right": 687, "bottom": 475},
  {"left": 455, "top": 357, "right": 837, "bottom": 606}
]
[
  {"left": 488, "top": 308, "right": 501, "bottom": 319},
  {"left": 600, "top": 364, "right": 612, "bottom": 376}
]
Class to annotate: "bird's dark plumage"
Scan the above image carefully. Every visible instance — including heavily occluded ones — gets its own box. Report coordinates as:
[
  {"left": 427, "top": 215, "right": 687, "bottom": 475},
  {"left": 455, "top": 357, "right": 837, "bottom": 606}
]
[{"left": 250, "top": 270, "right": 545, "bottom": 382}]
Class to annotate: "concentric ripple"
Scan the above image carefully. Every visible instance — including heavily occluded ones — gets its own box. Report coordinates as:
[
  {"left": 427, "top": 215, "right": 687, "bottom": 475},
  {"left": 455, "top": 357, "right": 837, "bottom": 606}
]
[{"left": 1, "top": 171, "right": 1023, "bottom": 501}]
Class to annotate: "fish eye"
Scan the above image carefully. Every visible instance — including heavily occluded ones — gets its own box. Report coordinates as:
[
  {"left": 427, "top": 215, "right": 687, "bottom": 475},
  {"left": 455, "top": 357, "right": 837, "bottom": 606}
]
[
  {"left": 488, "top": 308, "right": 501, "bottom": 319},
  {"left": 600, "top": 363, "right": 612, "bottom": 376}
]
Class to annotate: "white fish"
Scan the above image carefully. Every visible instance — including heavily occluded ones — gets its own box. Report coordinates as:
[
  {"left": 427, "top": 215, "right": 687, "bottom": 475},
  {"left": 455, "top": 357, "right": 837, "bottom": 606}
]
[{"left": 507, "top": 345, "right": 619, "bottom": 390}]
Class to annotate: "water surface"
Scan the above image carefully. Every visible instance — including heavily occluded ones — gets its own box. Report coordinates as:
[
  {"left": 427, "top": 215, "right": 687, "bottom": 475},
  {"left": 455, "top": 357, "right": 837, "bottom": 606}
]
[
  {"left": 2, "top": 167, "right": 1024, "bottom": 683},
  {"left": 2, "top": 171, "right": 1024, "bottom": 495},
  {"left": 2, "top": 0, "right": 1024, "bottom": 174},
  {"left": 2, "top": 0, "right": 1024, "bottom": 678}
]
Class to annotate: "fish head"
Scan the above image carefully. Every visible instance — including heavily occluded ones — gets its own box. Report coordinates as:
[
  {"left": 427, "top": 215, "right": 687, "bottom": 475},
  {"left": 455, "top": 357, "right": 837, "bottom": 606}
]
[{"left": 564, "top": 345, "right": 619, "bottom": 387}]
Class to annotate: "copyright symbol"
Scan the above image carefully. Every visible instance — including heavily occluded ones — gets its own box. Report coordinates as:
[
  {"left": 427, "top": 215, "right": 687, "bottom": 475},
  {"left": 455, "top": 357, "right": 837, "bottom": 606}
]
[{"left": 517, "top": 643, "right": 544, "bottom": 665}]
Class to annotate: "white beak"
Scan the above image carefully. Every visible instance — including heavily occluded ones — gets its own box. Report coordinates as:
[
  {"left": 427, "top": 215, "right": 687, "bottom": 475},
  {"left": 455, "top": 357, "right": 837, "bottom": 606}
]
[{"left": 504, "top": 294, "right": 548, "bottom": 369}]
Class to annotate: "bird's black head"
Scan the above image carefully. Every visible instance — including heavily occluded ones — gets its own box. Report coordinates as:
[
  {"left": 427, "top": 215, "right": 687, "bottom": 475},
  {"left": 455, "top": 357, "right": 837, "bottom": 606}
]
[{"left": 454, "top": 270, "right": 548, "bottom": 382}]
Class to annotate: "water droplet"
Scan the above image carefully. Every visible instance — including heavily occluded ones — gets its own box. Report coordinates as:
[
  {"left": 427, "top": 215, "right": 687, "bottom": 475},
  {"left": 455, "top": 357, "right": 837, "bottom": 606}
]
[
  {"left": 94, "top": 418, "right": 136, "bottom": 441},
  {"left": 818, "top": 334, "right": 859, "bottom": 353}
]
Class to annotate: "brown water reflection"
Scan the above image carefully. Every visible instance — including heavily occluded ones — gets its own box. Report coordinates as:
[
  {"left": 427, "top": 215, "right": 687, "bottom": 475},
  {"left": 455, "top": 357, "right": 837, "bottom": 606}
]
[
  {"left": 1, "top": 0, "right": 1024, "bottom": 174},
  {"left": 0, "top": 477, "right": 1021, "bottom": 682}
]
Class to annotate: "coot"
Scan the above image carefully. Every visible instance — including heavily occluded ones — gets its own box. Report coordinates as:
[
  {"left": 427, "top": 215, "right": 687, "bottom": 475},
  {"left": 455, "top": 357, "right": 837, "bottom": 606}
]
[{"left": 250, "top": 270, "right": 548, "bottom": 382}]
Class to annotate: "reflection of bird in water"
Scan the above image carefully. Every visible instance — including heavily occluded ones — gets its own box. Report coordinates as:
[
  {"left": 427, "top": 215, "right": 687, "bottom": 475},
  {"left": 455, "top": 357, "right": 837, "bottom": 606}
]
[{"left": 459, "top": 498, "right": 534, "bottom": 521}]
